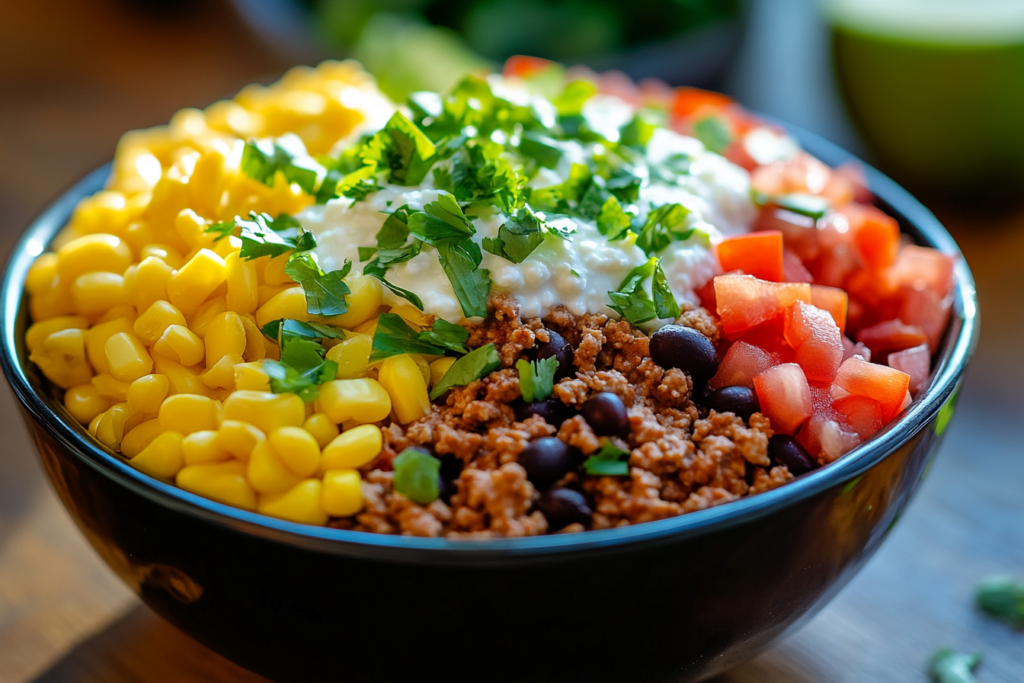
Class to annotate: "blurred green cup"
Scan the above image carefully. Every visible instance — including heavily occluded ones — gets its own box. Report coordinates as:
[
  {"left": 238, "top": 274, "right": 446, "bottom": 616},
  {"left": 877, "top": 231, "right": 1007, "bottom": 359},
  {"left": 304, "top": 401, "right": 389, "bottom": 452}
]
[{"left": 827, "top": 0, "right": 1024, "bottom": 201}]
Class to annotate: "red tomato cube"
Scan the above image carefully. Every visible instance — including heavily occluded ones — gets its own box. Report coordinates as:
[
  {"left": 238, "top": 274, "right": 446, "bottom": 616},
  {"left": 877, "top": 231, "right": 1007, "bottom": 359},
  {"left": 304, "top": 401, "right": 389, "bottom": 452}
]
[
  {"left": 899, "top": 286, "right": 952, "bottom": 353},
  {"left": 783, "top": 302, "right": 844, "bottom": 383},
  {"left": 832, "top": 395, "right": 884, "bottom": 439},
  {"left": 856, "top": 319, "right": 929, "bottom": 355},
  {"left": 809, "top": 285, "right": 848, "bottom": 335},
  {"left": 716, "top": 231, "right": 784, "bottom": 282},
  {"left": 502, "top": 55, "right": 555, "bottom": 78},
  {"left": 783, "top": 248, "right": 814, "bottom": 284},
  {"left": 890, "top": 245, "right": 955, "bottom": 300},
  {"left": 832, "top": 357, "right": 911, "bottom": 424},
  {"left": 841, "top": 336, "right": 872, "bottom": 363},
  {"left": 672, "top": 86, "right": 732, "bottom": 119},
  {"left": 752, "top": 363, "right": 812, "bottom": 433},
  {"left": 887, "top": 343, "right": 930, "bottom": 393},
  {"left": 715, "top": 274, "right": 812, "bottom": 334},
  {"left": 845, "top": 203, "right": 900, "bottom": 271},
  {"left": 796, "top": 415, "right": 861, "bottom": 463},
  {"left": 709, "top": 341, "right": 779, "bottom": 390}
]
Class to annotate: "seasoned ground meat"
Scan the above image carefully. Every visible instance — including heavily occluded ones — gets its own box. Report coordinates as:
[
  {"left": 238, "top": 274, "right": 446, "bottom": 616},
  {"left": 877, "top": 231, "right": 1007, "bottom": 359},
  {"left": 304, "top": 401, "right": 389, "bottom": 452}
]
[{"left": 357, "top": 296, "right": 797, "bottom": 537}]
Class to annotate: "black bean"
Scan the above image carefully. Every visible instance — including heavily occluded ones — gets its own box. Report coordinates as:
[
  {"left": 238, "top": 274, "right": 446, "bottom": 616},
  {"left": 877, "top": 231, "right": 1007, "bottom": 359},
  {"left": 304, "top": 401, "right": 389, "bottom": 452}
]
[
  {"left": 705, "top": 386, "right": 760, "bottom": 421},
  {"left": 512, "top": 398, "right": 574, "bottom": 426},
  {"left": 649, "top": 325, "right": 719, "bottom": 386},
  {"left": 536, "top": 487, "right": 593, "bottom": 531},
  {"left": 435, "top": 453, "right": 462, "bottom": 503},
  {"left": 518, "top": 437, "right": 576, "bottom": 490},
  {"left": 767, "top": 434, "right": 818, "bottom": 475},
  {"left": 582, "top": 392, "right": 628, "bottom": 436},
  {"left": 535, "top": 329, "right": 574, "bottom": 380}
]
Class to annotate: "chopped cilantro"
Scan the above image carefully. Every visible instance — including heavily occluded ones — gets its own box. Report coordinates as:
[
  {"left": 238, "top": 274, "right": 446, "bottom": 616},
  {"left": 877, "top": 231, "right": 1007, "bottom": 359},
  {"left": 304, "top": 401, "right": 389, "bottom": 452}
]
[
  {"left": 516, "top": 356, "right": 559, "bottom": 403},
  {"left": 976, "top": 576, "right": 1024, "bottom": 628},
  {"left": 693, "top": 116, "right": 732, "bottom": 155},
  {"left": 570, "top": 269, "right": 581, "bottom": 278},
  {"left": 527, "top": 163, "right": 592, "bottom": 213},
  {"left": 652, "top": 260, "right": 681, "bottom": 320},
  {"left": 261, "top": 321, "right": 339, "bottom": 403},
  {"left": 260, "top": 318, "right": 346, "bottom": 346},
  {"left": 314, "top": 168, "right": 342, "bottom": 204},
  {"left": 619, "top": 114, "right": 657, "bottom": 149},
  {"left": 240, "top": 140, "right": 322, "bottom": 195},
  {"left": 583, "top": 440, "right": 631, "bottom": 476},
  {"left": 408, "top": 193, "right": 476, "bottom": 244},
  {"left": 358, "top": 246, "right": 378, "bottom": 262},
  {"left": 553, "top": 79, "right": 598, "bottom": 117},
  {"left": 597, "top": 196, "right": 633, "bottom": 240},
  {"left": 283, "top": 254, "right": 352, "bottom": 317},
  {"left": 482, "top": 205, "right": 552, "bottom": 264},
  {"left": 429, "top": 343, "right": 501, "bottom": 400},
  {"left": 606, "top": 166, "right": 642, "bottom": 204},
  {"left": 392, "top": 448, "right": 441, "bottom": 505},
  {"left": 519, "top": 132, "right": 563, "bottom": 169},
  {"left": 263, "top": 357, "right": 337, "bottom": 403},
  {"left": 362, "top": 111, "right": 437, "bottom": 186},
  {"left": 366, "top": 271, "right": 425, "bottom": 311},
  {"left": 929, "top": 648, "right": 981, "bottom": 683},
  {"left": 436, "top": 241, "right": 491, "bottom": 319},
  {"left": 235, "top": 212, "right": 316, "bottom": 260},
  {"left": 369, "top": 313, "right": 467, "bottom": 363},
  {"left": 339, "top": 177, "right": 383, "bottom": 203},
  {"left": 635, "top": 203, "right": 690, "bottom": 256},
  {"left": 607, "top": 259, "right": 658, "bottom": 325},
  {"left": 775, "top": 193, "right": 830, "bottom": 221},
  {"left": 443, "top": 141, "right": 521, "bottom": 210},
  {"left": 206, "top": 220, "right": 236, "bottom": 241}
]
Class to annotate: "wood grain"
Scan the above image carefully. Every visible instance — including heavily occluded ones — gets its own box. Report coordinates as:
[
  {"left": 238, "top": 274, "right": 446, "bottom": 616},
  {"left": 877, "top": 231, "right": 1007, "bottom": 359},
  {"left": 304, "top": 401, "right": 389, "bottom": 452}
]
[{"left": 0, "top": 1, "right": 1022, "bottom": 682}]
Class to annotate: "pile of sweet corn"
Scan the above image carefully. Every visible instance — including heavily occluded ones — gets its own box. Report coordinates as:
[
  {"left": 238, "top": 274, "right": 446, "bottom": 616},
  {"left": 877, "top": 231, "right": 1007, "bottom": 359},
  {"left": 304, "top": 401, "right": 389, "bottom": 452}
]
[{"left": 23, "top": 61, "right": 448, "bottom": 526}]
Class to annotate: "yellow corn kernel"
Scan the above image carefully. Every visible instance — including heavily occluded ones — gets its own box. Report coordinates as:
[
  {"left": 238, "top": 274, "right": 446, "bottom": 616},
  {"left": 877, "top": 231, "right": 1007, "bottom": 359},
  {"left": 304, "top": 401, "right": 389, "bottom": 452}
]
[
  {"left": 126, "top": 374, "right": 169, "bottom": 415},
  {"left": 320, "top": 424, "right": 383, "bottom": 471},
  {"left": 225, "top": 253, "right": 259, "bottom": 315},
  {"left": 234, "top": 361, "right": 271, "bottom": 391},
  {"left": 184, "top": 297, "right": 226, "bottom": 338},
  {"left": 95, "top": 402, "right": 132, "bottom": 451},
  {"left": 429, "top": 357, "right": 457, "bottom": 387},
  {"left": 134, "top": 300, "right": 186, "bottom": 344},
  {"left": 104, "top": 332, "right": 153, "bottom": 383},
  {"left": 152, "top": 354, "right": 209, "bottom": 397},
  {"left": 216, "top": 419, "right": 265, "bottom": 461},
  {"left": 122, "top": 221, "right": 157, "bottom": 253},
  {"left": 88, "top": 411, "right": 105, "bottom": 436},
  {"left": 411, "top": 354, "right": 431, "bottom": 386},
  {"left": 257, "top": 479, "right": 327, "bottom": 525},
  {"left": 378, "top": 354, "right": 431, "bottom": 424},
  {"left": 189, "top": 147, "right": 229, "bottom": 218},
  {"left": 353, "top": 316, "right": 378, "bottom": 336},
  {"left": 168, "top": 249, "right": 227, "bottom": 315},
  {"left": 29, "top": 276, "right": 74, "bottom": 321},
  {"left": 71, "top": 272, "right": 126, "bottom": 316},
  {"left": 262, "top": 254, "right": 293, "bottom": 286},
  {"left": 239, "top": 315, "right": 267, "bottom": 361},
  {"left": 144, "top": 175, "right": 190, "bottom": 232},
  {"left": 317, "top": 379, "right": 391, "bottom": 425},
  {"left": 200, "top": 353, "right": 242, "bottom": 389},
  {"left": 57, "top": 233, "right": 133, "bottom": 283},
  {"left": 30, "top": 328, "right": 93, "bottom": 388},
  {"left": 64, "top": 383, "right": 111, "bottom": 424},
  {"left": 303, "top": 413, "right": 339, "bottom": 449},
  {"left": 25, "top": 316, "right": 88, "bottom": 353},
  {"left": 153, "top": 325, "right": 205, "bottom": 367},
  {"left": 205, "top": 312, "right": 246, "bottom": 368},
  {"left": 256, "top": 285, "right": 290, "bottom": 309},
  {"left": 320, "top": 274, "right": 381, "bottom": 329},
  {"left": 268, "top": 426, "right": 321, "bottom": 477},
  {"left": 91, "top": 373, "right": 130, "bottom": 402},
  {"left": 325, "top": 333, "right": 372, "bottom": 380},
  {"left": 140, "top": 243, "right": 184, "bottom": 269},
  {"left": 389, "top": 303, "right": 431, "bottom": 328},
  {"left": 177, "top": 461, "right": 256, "bottom": 510},
  {"left": 84, "top": 318, "right": 133, "bottom": 374},
  {"left": 121, "top": 418, "right": 166, "bottom": 458},
  {"left": 321, "top": 469, "right": 363, "bottom": 517},
  {"left": 222, "top": 390, "right": 305, "bottom": 434},
  {"left": 26, "top": 253, "right": 59, "bottom": 295},
  {"left": 182, "top": 429, "right": 232, "bottom": 465},
  {"left": 174, "top": 208, "right": 215, "bottom": 251},
  {"left": 159, "top": 394, "right": 221, "bottom": 434},
  {"left": 255, "top": 286, "right": 309, "bottom": 328},
  {"left": 69, "top": 190, "right": 131, "bottom": 235},
  {"left": 133, "top": 256, "right": 175, "bottom": 312},
  {"left": 98, "top": 304, "right": 137, "bottom": 325},
  {"left": 247, "top": 439, "right": 304, "bottom": 494},
  {"left": 130, "top": 431, "right": 185, "bottom": 479}
]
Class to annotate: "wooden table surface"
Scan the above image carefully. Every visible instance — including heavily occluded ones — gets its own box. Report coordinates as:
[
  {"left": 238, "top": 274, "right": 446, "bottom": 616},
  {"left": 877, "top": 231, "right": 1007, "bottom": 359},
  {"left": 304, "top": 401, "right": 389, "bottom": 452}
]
[{"left": 1, "top": 2, "right": 1021, "bottom": 681}]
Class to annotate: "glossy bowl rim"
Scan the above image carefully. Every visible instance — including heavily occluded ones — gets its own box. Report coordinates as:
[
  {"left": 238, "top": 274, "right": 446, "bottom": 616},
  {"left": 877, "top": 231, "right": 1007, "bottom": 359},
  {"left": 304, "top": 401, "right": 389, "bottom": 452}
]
[{"left": 0, "top": 124, "right": 979, "bottom": 562}]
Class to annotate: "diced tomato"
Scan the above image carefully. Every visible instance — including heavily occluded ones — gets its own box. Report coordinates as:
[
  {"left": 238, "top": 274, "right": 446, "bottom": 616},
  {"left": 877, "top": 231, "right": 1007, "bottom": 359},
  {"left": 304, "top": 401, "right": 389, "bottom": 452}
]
[
  {"left": 752, "top": 363, "right": 812, "bottom": 433},
  {"left": 783, "top": 302, "right": 844, "bottom": 383},
  {"left": 856, "top": 319, "right": 929, "bottom": 355},
  {"left": 899, "top": 287, "right": 952, "bottom": 352},
  {"left": 731, "top": 316, "right": 793, "bottom": 358},
  {"left": 638, "top": 77, "right": 674, "bottom": 109},
  {"left": 816, "top": 417, "right": 861, "bottom": 463},
  {"left": 503, "top": 55, "right": 555, "bottom": 79},
  {"left": 597, "top": 70, "right": 641, "bottom": 105},
  {"left": 809, "top": 285, "right": 848, "bottom": 335},
  {"left": 841, "top": 336, "right": 872, "bottom": 363},
  {"left": 783, "top": 248, "right": 814, "bottom": 284},
  {"left": 887, "top": 343, "right": 930, "bottom": 393},
  {"left": 845, "top": 203, "right": 900, "bottom": 271},
  {"left": 715, "top": 274, "right": 812, "bottom": 334},
  {"left": 725, "top": 140, "right": 759, "bottom": 171},
  {"left": 750, "top": 151, "right": 834, "bottom": 197},
  {"left": 671, "top": 86, "right": 732, "bottom": 119},
  {"left": 832, "top": 357, "right": 911, "bottom": 424},
  {"left": 716, "top": 231, "right": 784, "bottom": 282},
  {"left": 753, "top": 206, "right": 819, "bottom": 261},
  {"left": 832, "top": 395, "right": 883, "bottom": 439},
  {"left": 709, "top": 341, "right": 779, "bottom": 390},
  {"left": 890, "top": 245, "right": 955, "bottom": 300}
]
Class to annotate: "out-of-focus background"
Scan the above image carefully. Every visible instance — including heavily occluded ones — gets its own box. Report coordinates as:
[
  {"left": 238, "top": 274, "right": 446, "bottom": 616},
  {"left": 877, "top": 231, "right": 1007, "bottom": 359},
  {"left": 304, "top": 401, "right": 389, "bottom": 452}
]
[{"left": 1, "top": 0, "right": 1022, "bottom": 681}]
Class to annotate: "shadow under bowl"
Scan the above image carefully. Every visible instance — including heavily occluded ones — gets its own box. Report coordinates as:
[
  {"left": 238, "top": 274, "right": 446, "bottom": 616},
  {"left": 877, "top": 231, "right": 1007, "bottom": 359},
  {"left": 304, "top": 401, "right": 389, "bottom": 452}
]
[{"left": 0, "top": 125, "right": 978, "bottom": 683}]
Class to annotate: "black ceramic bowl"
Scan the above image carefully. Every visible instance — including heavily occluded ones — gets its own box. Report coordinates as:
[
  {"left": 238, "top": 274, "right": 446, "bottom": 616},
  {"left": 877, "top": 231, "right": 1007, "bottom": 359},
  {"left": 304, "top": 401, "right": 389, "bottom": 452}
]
[{"left": 0, "top": 127, "right": 978, "bottom": 683}]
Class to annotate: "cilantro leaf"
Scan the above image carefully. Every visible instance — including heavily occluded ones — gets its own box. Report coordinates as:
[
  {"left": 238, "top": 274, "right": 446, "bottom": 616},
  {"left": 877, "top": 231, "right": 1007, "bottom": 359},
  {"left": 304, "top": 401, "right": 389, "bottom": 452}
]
[
  {"left": 446, "top": 141, "right": 521, "bottom": 210},
  {"left": 516, "top": 356, "right": 559, "bottom": 403},
  {"left": 519, "top": 132, "right": 563, "bottom": 169},
  {"left": 582, "top": 440, "right": 631, "bottom": 476},
  {"left": 975, "top": 576, "right": 1024, "bottom": 628},
  {"left": 369, "top": 313, "right": 464, "bottom": 363},
  {"left": 429, "top": 342, "right": 501, "bottom": 400},
  {"left": 481, "top": 205, "right": 551, "bottom": 264},
  {"left": 376, "top": 205, "right": 414, "bottom": 249},
  {"left": 553, "top": 79, "right": 598, "bottom": 117},
  {"left": 261, "top": 321, "right": 339, "bottom": 402},
  {"left": 236, "top": 212, "right": 316, "bottom": 260},
  {"left": 693, "top": 116, "right": 733, "bottom": 155},
  {"left": 358, "top": 246, "right": 378, "bottom": 262},
  {"left": 392, "top": 448, "right": 441, "bottom": 505},
  {"left": 652, "top": 260, "right": 681, "bottom": 320},
  {"left": 608, "top": 258, "right": 658, "bottom": 325},
  {"left": 635, "top": 203, "right": 690, "bottom": 256},
  {"left": 527, "top": 163, "right": 592, "bottom": 213},
  {"left": 206, "top": 220, "right": 236, "bottom": 241},
  {"left": 364, "top": 267, "right": 425, "bottom": 311},
  {"left": 408, "top": 193, "right": 476, "bottom": 244},
  {"left": 261, "top": 318, "right": 346, "bottom": 345},
  {"left": 362, "top": 111, "right": 437, "bottom": 186},
  {"left": 606, "top": 167, "right": 642, "bottom": 204},
  {"left": 417, "top": 319, "right": 469, "bottom": 355},
  {"left": 263, "top": 357, "right": 337, "bottom": 403},
  {"left": 241, "top": 140, "right": 322, "bottom": 194},
  {"left": 437, "top": 241, "right": 491, "bottom": 319},
  {"left": 314, "top": 168, "right": 342, "bottom": 204},
  {"left": 929, "top": 648, "right": 981, "bottom": 683},
  {"left": 597, "top": 196, "right": 633, "bottom": 239},
  {"left": 283, "top": 255, "right": 352, "bottom": 317},
  {"left": 340, "top": 177, "right": 383, "bottom": 202},
  {"left": 619, "top": 114, "right": 657, "bottom": 149}
]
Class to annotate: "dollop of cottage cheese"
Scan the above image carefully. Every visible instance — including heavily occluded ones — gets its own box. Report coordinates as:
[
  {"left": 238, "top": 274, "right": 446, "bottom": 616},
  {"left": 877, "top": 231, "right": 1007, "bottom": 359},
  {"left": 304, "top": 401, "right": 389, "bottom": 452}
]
[{"left": 300, "top": 121, "right": 755, "bottom": 325}]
